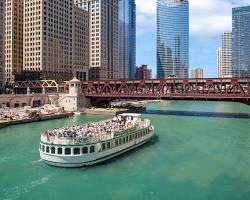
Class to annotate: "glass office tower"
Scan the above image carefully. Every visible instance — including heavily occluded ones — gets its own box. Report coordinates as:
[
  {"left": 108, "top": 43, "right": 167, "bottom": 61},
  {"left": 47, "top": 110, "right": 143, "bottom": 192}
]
[
  {"left": 157, "top": 0, "right": 189, "bottom": 79},
  {"left": 232, "top": 6, "right": 250, "bottom": 77},
  {"left": 119, "top": 0, "right": 136, "bottom": 79}
]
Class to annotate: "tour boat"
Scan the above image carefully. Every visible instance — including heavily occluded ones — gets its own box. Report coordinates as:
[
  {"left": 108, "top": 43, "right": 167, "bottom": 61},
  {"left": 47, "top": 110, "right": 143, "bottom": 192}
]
[{"left": 39, "top": 113, "right": 154, "bottom": 167}]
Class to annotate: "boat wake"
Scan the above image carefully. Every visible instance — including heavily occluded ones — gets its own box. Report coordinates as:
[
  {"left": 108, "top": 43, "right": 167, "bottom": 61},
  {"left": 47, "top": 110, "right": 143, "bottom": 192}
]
[
  {"left": 0, "top": 175, "right": 52, "bottom": 200},
  {"left": 31, "top": 159, "right": 42, "bottom": 164}
]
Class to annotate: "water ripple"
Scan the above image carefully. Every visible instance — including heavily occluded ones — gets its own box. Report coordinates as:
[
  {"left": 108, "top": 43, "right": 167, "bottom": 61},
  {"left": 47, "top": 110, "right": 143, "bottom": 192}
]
[
  {"left": 31, "top": 159, "right": 42, "bottom": 164},
  {"left": 0, "top": 175, "right": 51, "bottom": 200}
]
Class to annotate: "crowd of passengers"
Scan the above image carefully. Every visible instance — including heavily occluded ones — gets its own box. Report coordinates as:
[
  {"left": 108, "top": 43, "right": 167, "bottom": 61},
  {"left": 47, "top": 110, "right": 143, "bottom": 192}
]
[{"left": 44, "top": 116, "right": 141, "bottom": 142}]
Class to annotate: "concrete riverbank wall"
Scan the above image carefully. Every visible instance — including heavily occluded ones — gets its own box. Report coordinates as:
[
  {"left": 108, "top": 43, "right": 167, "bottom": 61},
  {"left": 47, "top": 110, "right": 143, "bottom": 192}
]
[
  {"left": 0, "top": 94, "right": 53, "bottom": 108},
  {"left": 0, "top": 113, "right": 73, "bottom": 128}
]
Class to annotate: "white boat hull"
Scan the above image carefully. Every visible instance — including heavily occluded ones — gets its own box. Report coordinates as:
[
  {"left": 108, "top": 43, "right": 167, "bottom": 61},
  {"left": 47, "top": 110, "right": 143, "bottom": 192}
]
[{"left": 40, "top": 131, "right": 154, "bottom": 168}]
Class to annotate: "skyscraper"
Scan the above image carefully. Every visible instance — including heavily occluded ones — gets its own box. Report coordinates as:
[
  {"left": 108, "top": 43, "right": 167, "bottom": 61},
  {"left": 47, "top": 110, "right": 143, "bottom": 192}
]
[
  {"left": 0, "top": 0, "right": 4, "bottom": 92},
  {"left": 5, "top": 0, "right": 23, "bottom": 82},
  {"left": 118, "top": 0, "right": 136, "bottom": 80},
  {"left": 217, "top": 48, "right": 223, "bottom": 78},
  {"left": 5, "top": 0, "right": 89, "bottom": 82},
  {"left": 74, "top": 0, "right": 119, "bottom": 80},
  {"left": 191, "top": 67, "right": 203, "bottom": 79},
  {"left": 23, "top": 0, "right": 74, "bottom": 81},
  {"left": 72, "top": 6, "right": 89, "bottom": 81},
  {"left": 157, "top": 0, "right": 189, "bottom": 79},
  {"left": 217, "top": 32, "right": 232, "bottom": 78},
  {"left": 232, "top": 6, "right": 250, "bottom": 77},
  {"left": 135, "top": 65, "right": 152, "bottom": 80}
]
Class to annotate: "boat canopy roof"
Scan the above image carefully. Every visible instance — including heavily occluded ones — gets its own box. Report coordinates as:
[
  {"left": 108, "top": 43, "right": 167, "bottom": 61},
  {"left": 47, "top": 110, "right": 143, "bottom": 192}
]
[{"left": 118, "top": 113, "right": 141, "bottom": 117}]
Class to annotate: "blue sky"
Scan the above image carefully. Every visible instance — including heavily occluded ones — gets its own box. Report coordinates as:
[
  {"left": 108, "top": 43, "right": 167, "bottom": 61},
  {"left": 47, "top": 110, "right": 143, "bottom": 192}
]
[{"left": 136, "top": 0, "right": 249, "bottom": 78}]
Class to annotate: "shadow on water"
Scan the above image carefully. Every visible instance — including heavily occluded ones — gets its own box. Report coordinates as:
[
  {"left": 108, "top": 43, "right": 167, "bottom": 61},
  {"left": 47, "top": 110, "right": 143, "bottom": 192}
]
[{"left": 143, "top": 110, "right": 250, "bottom": 119}]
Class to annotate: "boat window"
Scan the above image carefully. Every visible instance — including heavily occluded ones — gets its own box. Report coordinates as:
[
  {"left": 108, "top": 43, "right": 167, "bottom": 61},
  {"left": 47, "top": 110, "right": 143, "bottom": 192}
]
[
  {"left": 51, "top": 147, "right": 55, "bottom": 154},
  {"left": 126, "top": 136, "right": 129, "bottom": 142},
  {"left": 42, "top": 145, "right": 45, "bottom": 152},
  {"left": 131, "top": 135, "right": 134, "bottom": 141},
  {"left": 57, "top": 147, "right": 62, "bottom": 154},
  {"left": 74, "top": 148, "right": 80, "bottom": 155},
  {"left": 123, "top": 137, "right": 126, "bottom": 144},
  {"left": 115, "top": 139, "right": 118, "bottom": 146},
  {"left": 65, "top": 148, "right": 71, "bottom": 155},
  {"left": 119, "top": 138, "right": 122, "bottom": 145},
  {"left": 107, "top": 142, "right": 111, "bottom": 149},
  {"left": 82, "top": 147, "right": 88, "bottom": 154},
  {"left": 57, "top": 148, "right": 62, "bottom": 154},
  {"left": 102, "top": 143, "right": 106, "bottom": 151},
  {"left": 90, "top": 146, "right": 95, "bottom": 153},
  {"left": 135, "top": 133, "right": 138, "bottom": 139},
  {"left": 46, "top": 146, "right": 49, "bottom": 153}
]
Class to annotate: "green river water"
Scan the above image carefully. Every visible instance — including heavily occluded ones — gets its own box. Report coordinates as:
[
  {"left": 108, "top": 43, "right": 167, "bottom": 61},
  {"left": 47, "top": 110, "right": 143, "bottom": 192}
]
[{"left": 0, "top": 101, "right": 250, "bottom": 200}]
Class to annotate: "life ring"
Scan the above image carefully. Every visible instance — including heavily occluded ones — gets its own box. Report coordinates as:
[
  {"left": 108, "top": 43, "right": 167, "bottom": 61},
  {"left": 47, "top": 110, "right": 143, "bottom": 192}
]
[{"left": 149, "top": 126, "right": 154, "bottom": 131}]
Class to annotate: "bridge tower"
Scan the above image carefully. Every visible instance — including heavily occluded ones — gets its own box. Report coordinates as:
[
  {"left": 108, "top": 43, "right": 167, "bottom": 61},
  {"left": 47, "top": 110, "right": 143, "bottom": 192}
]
[{"left": 58, "top": 77, "right": 90, "bottom": 111}]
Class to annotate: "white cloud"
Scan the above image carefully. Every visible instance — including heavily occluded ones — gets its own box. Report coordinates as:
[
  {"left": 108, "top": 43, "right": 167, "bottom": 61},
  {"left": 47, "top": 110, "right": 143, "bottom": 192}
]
[
  {"left": 136, "top": 0, "right": 156, "bottom": 34},
  {"left": 136, "top": 0, "right": 250, "bottom": 36},
  {"left": 189, "top": 0, "right": 232, "bottom": 36}
]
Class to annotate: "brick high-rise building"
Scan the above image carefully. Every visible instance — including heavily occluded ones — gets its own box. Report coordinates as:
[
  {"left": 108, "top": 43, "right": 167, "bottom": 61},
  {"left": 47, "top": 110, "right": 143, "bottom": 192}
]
[{"left": 135, "top": 64, "right": 152, "bottom": 80}]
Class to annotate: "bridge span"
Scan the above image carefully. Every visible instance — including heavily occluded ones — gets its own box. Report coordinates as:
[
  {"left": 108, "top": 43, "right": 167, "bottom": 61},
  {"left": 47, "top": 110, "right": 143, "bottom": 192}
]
[
  {"left": 13, "top": 78, "right": 250, "bottom": 104},
  {"left": 82, "top": 78, "right": 250, "bottom": 104}
]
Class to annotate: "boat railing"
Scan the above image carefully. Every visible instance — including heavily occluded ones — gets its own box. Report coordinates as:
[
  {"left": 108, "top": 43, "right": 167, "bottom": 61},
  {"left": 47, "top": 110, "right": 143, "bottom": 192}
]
[
  {"left": 41, "top": 132, "right": 114, "bottom": 145},
  {"left": 40, "top": 118, "right": 151, "bottom": 145},
  {"left": 137, "top": 119, "right": 150, "bottom": 129}
]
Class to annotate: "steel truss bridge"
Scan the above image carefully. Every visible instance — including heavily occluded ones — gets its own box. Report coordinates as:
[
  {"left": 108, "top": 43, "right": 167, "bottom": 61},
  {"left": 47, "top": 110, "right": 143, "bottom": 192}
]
[
  {"left": 82, "top": 78, "right": 250, "bottom": 103},
  {"left": 14, "top": 78, "right": 250, "bottom": 104}
]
